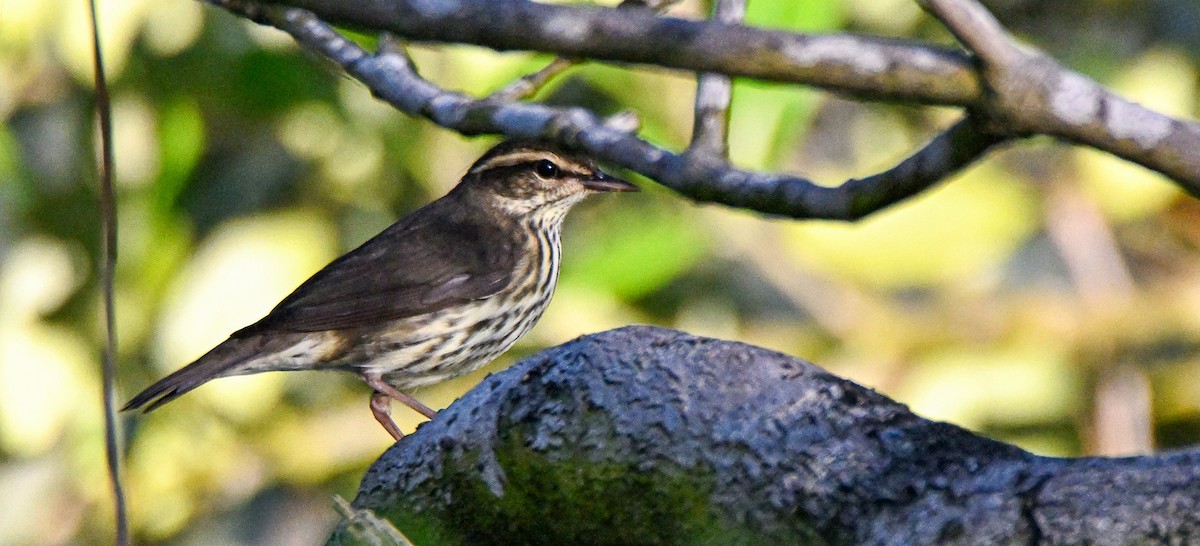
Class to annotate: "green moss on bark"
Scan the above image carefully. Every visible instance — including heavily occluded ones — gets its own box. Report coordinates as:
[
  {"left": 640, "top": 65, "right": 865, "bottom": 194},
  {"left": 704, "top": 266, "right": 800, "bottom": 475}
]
[{"left": 330, "top": 424, "right": 799, "bottom": 545}]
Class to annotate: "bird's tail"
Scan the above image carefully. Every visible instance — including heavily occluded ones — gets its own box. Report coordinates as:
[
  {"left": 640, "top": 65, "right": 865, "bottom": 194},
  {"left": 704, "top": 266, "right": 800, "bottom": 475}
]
[{"left": 122, "top": 337, "right": 268, "bottom": 413}]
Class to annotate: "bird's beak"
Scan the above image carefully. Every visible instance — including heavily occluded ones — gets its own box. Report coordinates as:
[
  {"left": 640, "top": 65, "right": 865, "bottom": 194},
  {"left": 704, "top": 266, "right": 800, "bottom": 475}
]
[{"left": 582, "top": 172, "right": 639, "bottom": 193}]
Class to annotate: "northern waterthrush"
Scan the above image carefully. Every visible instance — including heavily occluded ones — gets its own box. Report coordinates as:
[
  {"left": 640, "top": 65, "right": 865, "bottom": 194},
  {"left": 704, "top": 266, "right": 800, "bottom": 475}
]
[{"left": 123, "top": 141, "right": 637, "bottom": 439}]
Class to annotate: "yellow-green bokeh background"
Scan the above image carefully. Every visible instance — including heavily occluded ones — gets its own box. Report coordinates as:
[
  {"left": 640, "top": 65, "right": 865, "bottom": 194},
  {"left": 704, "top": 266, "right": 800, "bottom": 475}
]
[{"left": 3, "top": 0, "right": 1200, "bottom": 543}]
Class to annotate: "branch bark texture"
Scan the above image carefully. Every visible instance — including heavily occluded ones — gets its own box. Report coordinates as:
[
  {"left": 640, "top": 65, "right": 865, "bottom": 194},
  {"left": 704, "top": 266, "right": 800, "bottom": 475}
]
[
  {"left": 686, "top": 0, "right": 744, "bottom": 159},
  {"left": 269, "top": 0, "right": 979, "bottom": 105},
  {"left": 214, "top": 1, "right": 1009, "bottom": 220},
  {"left": 329, "top": 326, "right": 1200, "bottom": 545},
  {"left": 243, "top": 0, "right": 1200, "bottom": 200}
]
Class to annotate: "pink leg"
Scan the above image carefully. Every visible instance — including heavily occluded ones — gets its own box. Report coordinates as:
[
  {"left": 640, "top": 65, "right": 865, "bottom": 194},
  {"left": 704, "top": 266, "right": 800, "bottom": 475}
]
[
  {"left": 370, "top": 392, "right": 404, "bottom": 440},
  {"left": 364, "top": 374, "right": 438, "bottom": 420}
]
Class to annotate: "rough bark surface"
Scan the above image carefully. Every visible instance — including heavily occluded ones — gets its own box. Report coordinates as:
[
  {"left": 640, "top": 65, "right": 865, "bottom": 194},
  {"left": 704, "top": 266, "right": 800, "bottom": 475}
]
[
  {"left": 329, "top": 326, "right": 1200, "bottom": 545},
  {"left": 218, "top": 0, "right": 1200, "bottom": 219}
]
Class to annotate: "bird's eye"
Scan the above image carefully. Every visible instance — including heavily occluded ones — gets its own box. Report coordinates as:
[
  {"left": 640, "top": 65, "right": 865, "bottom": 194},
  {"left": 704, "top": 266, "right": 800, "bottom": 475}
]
[{"left": 534, "top": 159, "right": 560, "bottom": 179}]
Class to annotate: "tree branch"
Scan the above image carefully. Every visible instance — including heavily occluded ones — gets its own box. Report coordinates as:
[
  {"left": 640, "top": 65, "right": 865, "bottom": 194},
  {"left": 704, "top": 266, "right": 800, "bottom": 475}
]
[
  {"left": 328, "top": 326, "right": 1200, "bottom": 545},
  {"left": 918, "top": 0, "right": 1200, "bottom": 195},
  {"left": 257, "top": 0, "right": 980, "bottom": 106},
  {"left": 209, "top": 2, "right": 1004, "bottom": 220},
  {"left": 483, "top": 0, "right": 683, "bottom": 104},
  {"left": 484, "top": 56, "right": 578, "bottom": 104},
  {"left": 235, "top": 0, "right": 1200, "bottom": 198},
  {"left": 686, "top": 0, "right": 743, "bottom": 159},
  {"left": 918, "top": 0, "right": 1022, "bottom": 66}
]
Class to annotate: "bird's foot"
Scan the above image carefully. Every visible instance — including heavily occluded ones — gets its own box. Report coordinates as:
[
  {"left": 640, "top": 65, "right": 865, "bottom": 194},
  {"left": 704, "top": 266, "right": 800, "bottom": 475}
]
[
  {"left": 364, "top": 374, "right": 439, "bottom": 420},
  {"left": 369, "top": 391, "right": 405, "bottom": 441}
]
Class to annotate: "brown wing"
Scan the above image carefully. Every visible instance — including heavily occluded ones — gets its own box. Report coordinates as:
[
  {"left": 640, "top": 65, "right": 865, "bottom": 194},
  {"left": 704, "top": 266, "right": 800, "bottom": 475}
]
[{"left": 232, "top": 196, "right": 520, "bottom": 337}]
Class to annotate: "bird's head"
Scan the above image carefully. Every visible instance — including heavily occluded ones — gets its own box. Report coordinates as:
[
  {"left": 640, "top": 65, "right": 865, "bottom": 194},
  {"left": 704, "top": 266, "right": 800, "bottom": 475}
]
[{"left": 460, "top": 141, "right": 638, "bottom": 219}]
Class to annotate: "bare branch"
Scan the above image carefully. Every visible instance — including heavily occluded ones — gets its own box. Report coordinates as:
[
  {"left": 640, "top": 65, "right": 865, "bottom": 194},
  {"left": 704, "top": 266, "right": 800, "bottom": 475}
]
[
  {"left": 916, "top": 0, "right": 1200, "bottom": 194},
  {"left": 687, "top": 0, "right": 744, "bottom": 158},
  {"left": 834, "top": 116, "right": 1010, "bottom": 216},
  {"left": 485, "top": 57, "right": 578, "bottom": 103},
  {"left": 917, "top": 0, "right": 1022, "bottom": 66},
  {"left": 255, "top": 0, "right": 981, "bottom": 106},
  {"left": 689, "top": 75, "right": 732, "bottom": 157},
  {"left": 484, "top": 0, "right": 683, "bottom": 104},
  {"left": 245, "top": 0, "right": 1200, "bottom": 196},
  {"left": 219, "top": 2, "right": 1003, "bottom": 220},
  {"left": 376, "top": 33, "right": 415, "bottom": 71}
]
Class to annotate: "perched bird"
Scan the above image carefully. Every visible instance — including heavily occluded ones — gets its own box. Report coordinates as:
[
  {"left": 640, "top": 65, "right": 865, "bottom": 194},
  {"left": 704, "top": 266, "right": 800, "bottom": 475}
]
[{"left": 123, "top": 140, "right": 637, "bottom": 439}]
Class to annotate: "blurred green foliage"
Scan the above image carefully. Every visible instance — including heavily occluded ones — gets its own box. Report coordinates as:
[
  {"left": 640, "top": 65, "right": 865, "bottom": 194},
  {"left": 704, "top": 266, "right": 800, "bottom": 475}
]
[{"left": 2, "top": 0, "right": 1200, "bottom": 544}]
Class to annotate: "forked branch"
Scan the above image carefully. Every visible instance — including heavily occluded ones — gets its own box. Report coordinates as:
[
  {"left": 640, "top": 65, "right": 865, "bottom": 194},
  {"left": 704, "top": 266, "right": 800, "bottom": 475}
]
[{"left": 217, "top": 0, "right": 1200, "bottom": 218}]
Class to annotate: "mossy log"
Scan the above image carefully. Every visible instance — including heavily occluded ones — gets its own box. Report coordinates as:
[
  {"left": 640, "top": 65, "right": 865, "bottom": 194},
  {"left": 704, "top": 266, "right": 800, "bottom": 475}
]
[{"left": 328, "top": 326, "right": 1200, "bottom": 545}]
